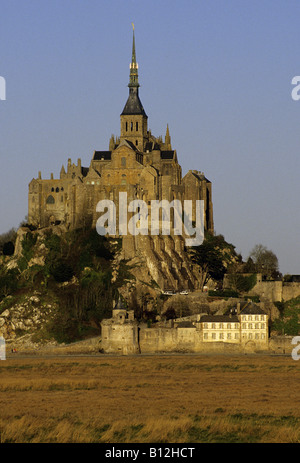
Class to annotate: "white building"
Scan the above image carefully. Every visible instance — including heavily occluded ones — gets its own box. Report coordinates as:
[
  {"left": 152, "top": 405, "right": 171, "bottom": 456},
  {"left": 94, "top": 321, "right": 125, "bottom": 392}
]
[{"left": 200, "top": 302, "right": 268, "bottom": 348}]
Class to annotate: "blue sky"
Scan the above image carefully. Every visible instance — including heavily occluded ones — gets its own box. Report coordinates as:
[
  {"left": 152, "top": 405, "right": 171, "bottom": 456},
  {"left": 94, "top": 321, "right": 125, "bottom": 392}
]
[{"left": 0, "top": 0, "right": 299, "bottom": 274}]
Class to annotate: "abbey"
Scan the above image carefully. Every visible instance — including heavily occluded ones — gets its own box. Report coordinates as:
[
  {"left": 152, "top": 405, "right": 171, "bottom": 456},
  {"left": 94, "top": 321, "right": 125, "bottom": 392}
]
[{"left": 28, "top": 28, "right": 213, "bottom": 239}]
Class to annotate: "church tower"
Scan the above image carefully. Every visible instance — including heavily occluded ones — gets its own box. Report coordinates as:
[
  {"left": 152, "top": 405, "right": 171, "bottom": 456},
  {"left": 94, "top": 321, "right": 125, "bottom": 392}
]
[{"left": 120, "top": 24, "right": 148, "bottom": 150}]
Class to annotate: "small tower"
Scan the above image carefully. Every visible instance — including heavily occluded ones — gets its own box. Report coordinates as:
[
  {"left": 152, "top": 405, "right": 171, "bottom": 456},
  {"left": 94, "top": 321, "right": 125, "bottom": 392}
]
[{"left": 120, "top": 24, "right": 148, "bottom": 150}]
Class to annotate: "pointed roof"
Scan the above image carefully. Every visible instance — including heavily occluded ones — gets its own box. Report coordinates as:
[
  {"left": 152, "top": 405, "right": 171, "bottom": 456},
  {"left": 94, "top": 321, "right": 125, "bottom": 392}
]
[
  {"left": 121, "top": 90, "right": 147, "bottom": 116},
  {"left": 121, "top": 25, "right": 147, "bottom": 117}
]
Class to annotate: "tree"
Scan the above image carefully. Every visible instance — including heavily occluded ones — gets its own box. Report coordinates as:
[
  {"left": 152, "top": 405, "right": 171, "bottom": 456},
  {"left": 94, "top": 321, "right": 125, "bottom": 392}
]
[
  {"left": 189, "top": 234, "right": 228, "bottom": 290},
  {"left": 227, "top": 273, "right": 257, "bottom": 293},
  {"left": 249, "top": 244, "right": 279, "bottom": 279}
]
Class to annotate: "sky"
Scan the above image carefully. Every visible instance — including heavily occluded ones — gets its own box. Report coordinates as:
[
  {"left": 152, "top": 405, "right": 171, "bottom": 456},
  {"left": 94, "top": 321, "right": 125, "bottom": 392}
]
[{"left": 0, "top": 0, "right": 299, "bottom": 275}]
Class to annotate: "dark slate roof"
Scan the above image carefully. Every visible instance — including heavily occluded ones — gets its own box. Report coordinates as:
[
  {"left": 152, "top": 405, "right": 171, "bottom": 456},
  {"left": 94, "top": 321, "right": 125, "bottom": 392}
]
[
  {"left": 93, "top": 151, "right": 112, "bottom": 161},
  {"left": 124, "top": 139, "right": 139, "bottom": 151},
  {"left": 145, "top": 141, "right": 161, "bottom": 152},
  {"left": 161, "top": 151, "right": 175, "bottom": 160},
  {"left": 200, "top": 315, "right": 239, "bottom": 323},
  {"left": 121, "top": 90, "right": 147, "bottom": 117},
  {"left": 239, "top": 302, "right": 266, "bottom": 315},
  {"left": 81, "top": 167, "right": 89, "bottom": 177}
]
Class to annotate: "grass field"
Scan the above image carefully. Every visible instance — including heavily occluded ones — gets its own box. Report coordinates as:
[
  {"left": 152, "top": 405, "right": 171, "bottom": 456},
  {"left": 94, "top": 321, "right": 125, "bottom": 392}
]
[{"left": 0, "top": 353, "right": 300, "bottom": 443}]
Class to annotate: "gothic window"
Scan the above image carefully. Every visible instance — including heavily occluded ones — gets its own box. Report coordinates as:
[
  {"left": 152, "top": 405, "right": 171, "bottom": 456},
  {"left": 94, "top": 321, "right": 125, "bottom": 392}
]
[
  {"left": 136, "top": 122, "right": 138, "bottom": 131},
  {"left": 131, "top": 121, "right": 133, "bottom": 131},
  {"left": 51, "top": 188, "right": 54, "bottom": 192},
  {"left": 121, "top": 157, "right": 126, "bottom": 167},
  {"left": 121, "top": 174, "right": 127, "bottom": 185},
  {"left": 56, "top": 187, "right": 59, "bottom": 193},
  {"left": 135, "top": 140, "right": 138, "bottom": 146},
  {"left": 126, "top": 122, "right": 128, "bottom": 131},
  {"left": 46, "top": 195, "right": 55, "bottom": 204}
]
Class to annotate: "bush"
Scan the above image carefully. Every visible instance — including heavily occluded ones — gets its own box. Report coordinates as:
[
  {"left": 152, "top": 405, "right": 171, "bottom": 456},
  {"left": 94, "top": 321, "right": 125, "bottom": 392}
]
[
  {"left": 0, "top": 268, "right": 20, "bottom": 300},
  {"left": 208, "top": 289, "right": 239, "bottom": 298},
  {"left": 2, "top": 241, "right": 15, "bottom": 256},
  {"left": 50, "top": 261, "right": 74, "bottom": 283}
]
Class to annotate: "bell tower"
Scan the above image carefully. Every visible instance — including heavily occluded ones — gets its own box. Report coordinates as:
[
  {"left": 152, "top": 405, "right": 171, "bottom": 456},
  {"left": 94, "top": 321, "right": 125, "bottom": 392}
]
[{"left": 120, "top": 24, "right": 148, "bottom": 150}]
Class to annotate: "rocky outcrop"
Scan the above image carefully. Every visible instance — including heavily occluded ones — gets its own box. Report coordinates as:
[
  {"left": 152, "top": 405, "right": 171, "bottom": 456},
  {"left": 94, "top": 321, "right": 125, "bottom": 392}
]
[{"left": 0, "top": 293, "right": 56, "bottom": 340}]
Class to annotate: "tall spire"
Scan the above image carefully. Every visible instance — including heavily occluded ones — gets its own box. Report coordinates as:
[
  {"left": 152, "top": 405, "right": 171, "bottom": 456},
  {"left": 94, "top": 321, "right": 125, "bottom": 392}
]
[
  {"left": 121, "top": 24, "right": 147, "bottom": 117},
  {"left": 129, "top": 23, "right": 139, "bottom": 89}
]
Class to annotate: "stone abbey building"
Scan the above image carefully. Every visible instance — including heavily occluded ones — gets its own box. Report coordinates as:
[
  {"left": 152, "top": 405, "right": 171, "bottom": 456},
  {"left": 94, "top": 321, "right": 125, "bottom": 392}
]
[
  {"left": 28, "top": 28, "right": 213, "bottom": 234},
  {"left": 28, "top": 28, "right": 214, "bottom": 291}
]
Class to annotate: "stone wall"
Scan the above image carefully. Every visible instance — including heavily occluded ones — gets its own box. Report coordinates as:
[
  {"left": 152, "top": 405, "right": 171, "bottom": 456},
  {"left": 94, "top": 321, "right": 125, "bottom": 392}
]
[{"left": 224, "top": 273, "right": 300, "bottom": 303}]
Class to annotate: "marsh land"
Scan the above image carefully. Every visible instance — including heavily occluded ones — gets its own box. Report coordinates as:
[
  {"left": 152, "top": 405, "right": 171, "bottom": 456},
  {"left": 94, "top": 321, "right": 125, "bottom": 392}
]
[{"left": 0, "top": 353, "right": 299, "bottom": 443}]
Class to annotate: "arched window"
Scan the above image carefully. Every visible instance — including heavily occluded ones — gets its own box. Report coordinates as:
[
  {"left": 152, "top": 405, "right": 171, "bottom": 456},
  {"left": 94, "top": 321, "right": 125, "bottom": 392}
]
[
  {"left": 125, "top": 122, "right": 128, "bottom": 132},
  {"left": 46, "top": 195, "right": 55, "bottom": 204},
  {"left": 56, "top": 187, "right": 59, "bottom": 193},
  {"left": 136, "top": 122, "right": 138, "bottom": 131},
  {"left": 121, "top": 174, "right": 126, "bottom": 185},
  {"left": 135, "top": 140, "right": 138, "bottom": 146},
  {"left": 121, "top": 157, "right": 126, "bottom": 167}
]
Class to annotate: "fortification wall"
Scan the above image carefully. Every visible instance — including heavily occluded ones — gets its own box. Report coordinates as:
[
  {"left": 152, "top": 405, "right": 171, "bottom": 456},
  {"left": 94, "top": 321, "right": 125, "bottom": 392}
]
[{"left": 282, "top": 283, "right": 300, "bottom": 301}]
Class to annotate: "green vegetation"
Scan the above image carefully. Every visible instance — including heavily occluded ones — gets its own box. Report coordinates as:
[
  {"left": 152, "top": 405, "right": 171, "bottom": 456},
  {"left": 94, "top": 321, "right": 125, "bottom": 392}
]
[
  {"left": 226, "top": 273, "right": 257, "bottom": 293},
  {"left": 189, "top": 232, "right": 238, "bottom": 290},
  {"left": 0, "top": 227, "right": 132, "bottom": 344},
  {"left": 272, "top": 296, "right": 300, "bottom": 335}
]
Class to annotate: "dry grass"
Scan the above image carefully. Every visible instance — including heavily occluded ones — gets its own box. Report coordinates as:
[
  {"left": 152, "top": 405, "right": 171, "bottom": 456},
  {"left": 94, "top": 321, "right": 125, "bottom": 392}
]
[{"left": 0, "top": 354, "right": 300, "bottom": 443}]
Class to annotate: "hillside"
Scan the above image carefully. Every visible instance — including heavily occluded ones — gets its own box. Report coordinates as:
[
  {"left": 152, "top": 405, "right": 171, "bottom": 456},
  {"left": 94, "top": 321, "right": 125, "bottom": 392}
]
[
  {"left": 0, "top": 226, "right": 126, "bottom": 344},
  {"left": 271, "top": 296, "right": 300, "bottom": 335}
]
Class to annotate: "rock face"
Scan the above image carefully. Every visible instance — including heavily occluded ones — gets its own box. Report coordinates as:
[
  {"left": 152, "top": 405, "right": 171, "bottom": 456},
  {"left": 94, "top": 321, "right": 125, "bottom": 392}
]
[
  {"left": 0, "top": 293, "right": 55, "bottom": 340},
  {"left": 121, "top": 234, "right": 203, "bottom": 292}
]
